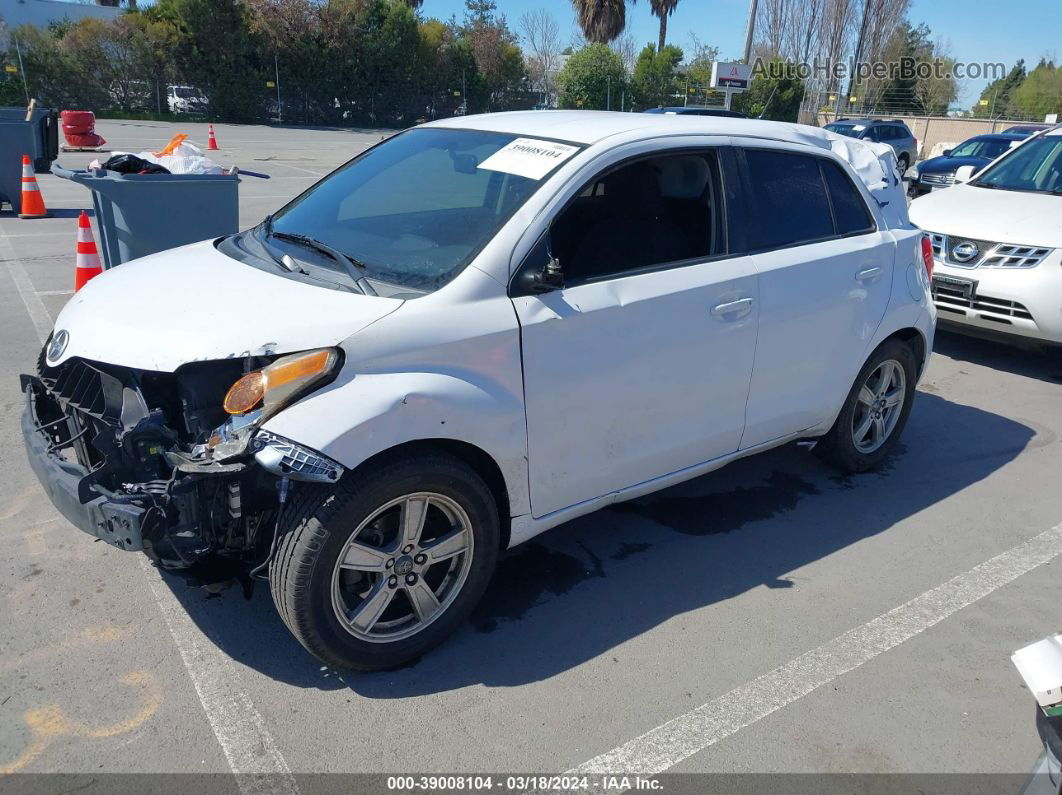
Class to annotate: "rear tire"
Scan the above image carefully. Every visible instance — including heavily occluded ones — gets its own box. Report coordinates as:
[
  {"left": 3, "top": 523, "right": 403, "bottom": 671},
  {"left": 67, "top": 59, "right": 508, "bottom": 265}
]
[
  {"left": 269, "top": 450, "right": 500, "bottom": 671},
  {"left": 815, "top": 339, "right": 917, "bottom": 473},
  {"left": 897, "top": 153, "right": 910, "bottom": 172}
]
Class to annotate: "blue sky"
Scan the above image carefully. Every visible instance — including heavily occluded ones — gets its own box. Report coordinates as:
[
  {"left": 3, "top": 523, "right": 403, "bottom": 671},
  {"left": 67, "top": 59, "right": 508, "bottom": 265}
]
[{"left": 427, "top": 0, "right": 1060, "bottom": 107}]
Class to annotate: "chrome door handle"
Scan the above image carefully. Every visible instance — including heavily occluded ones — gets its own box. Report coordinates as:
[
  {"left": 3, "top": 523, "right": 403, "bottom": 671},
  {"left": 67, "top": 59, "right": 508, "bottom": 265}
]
[
  {"left": 856, "top": 266, "right": 882, "bottom": 281},
  {"left": 710, "top": 297, "right": 754, "bottom": 318}
]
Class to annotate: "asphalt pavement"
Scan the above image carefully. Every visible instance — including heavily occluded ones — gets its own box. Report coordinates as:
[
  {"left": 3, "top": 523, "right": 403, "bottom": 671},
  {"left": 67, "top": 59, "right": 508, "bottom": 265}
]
[{"left": 1, "top": 119, "right": 1061, "bottom": 786}]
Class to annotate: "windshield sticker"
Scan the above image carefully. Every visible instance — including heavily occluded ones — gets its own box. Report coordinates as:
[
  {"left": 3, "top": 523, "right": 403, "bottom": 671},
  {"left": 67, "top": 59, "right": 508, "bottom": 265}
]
[
  {"left": 852, "top": 124, "right": 866, "bottom": 131},
  {"left": 479, "top": 138, "right": 580, "bottom": 180}
]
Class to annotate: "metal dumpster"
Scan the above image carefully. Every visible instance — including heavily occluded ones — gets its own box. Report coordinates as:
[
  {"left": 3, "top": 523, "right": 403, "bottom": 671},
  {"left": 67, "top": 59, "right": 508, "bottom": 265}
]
[
  {"left": 0, "top": 106, "right": 59, "bottom": 172},
  {"left": 0, "top": 122, "right": 39, "bottom": 214},
  {"left": 51, "top": 164, "right": 241, "bottom": 269}
]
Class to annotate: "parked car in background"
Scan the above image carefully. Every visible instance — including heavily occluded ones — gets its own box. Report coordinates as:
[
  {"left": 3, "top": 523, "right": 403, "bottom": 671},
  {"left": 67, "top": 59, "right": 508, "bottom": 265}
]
[
  {"left": 21, "top": 112, "right": 932, "bottom": 670},
  {"left": 167, "top": 85, "right": 209, "bottom": 114},
  {"left": 909, "top": 126, "right": 1062, "bottom": 346},
  {"left": 823, "top": 118, "right": 918, "bottom": 171},
  {"left": 906, "top": 133, "right": 1025, "bottom": 196},
  {"left": 1004, "top": 124, "right": 1051, "bottom": 136},
  {"left": 644, "top": 107, "right": 748, "bottom": 119}
]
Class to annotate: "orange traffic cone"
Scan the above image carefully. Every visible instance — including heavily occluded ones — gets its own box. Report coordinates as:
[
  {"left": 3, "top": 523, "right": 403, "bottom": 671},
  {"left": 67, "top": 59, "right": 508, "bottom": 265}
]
[
  {"left": 18, "top": 155, "right": 50, "bottom": 219},
  {"left": 207, "top": 124, "right": 219, "bottom": 150},
  {"left": 74, "top": 211, "right": 102, "bottom": 291}
]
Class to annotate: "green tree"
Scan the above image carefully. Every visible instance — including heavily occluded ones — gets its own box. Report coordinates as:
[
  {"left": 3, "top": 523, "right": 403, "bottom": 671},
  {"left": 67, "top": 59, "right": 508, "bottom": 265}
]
[
  {"left": 973, "top": 60, "right": 1025, "bottom": 118},
  {"left": 631, "top": 43, "right": 682, "bottom": 109},
  {"left": 153, "top": 0, "right": 265, "bottom": 121},
  {"left": 733, "top": 57, "right": 805, "bottom": 121},
  {"left": 1011, "top": 59, "right": 1062, "bottom": 120},
  {"left": 556, "top": 42, "right": 627, "bottom": 109}
]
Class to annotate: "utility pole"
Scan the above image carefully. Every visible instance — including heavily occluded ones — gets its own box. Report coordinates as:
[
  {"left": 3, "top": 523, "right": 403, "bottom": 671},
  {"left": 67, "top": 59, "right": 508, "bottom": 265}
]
[
  {"left": 742, "top": 0, "right": 759, "bottom": 64},
  {"left": 13, "top": 37, "right": 30, "bottom": 105},
  {"left": 274, "top": 54, "right": 282, "bottom": 124},
  {"left": 606, "top": 75, "right": 611, "bottom": 111},
  {"left": 844, "top": 0, "right": 872, "bottom": 116}
]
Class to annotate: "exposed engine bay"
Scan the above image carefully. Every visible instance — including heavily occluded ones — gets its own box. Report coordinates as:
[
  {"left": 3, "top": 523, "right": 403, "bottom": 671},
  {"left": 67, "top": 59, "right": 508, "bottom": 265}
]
[{"left": 21, "top": 347, "right": 344, "bottom": 571}]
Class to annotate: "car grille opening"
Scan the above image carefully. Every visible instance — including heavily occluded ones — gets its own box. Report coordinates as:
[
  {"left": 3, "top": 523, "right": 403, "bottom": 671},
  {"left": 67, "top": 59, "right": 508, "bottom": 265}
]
[
  {"left": 921, "top": 173, "right": 955, "bottom": 186},
  {"left": 925, "top": 232, "right": 1052, "bottom": 269},
  {"left": 931, "top": 282, "right": 1035, "bottom": 325}
]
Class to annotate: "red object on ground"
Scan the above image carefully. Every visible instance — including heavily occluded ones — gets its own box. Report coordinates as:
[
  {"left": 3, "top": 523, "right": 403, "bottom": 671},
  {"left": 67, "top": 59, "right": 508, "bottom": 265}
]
[
  {"left": 74, "top": 211, "right": 103, "bottom": 291},
  {"left": 207, "top": 124, "right": 219, "bottom": 150},
  {"left": 60, "top": 110, "right": 106, "bottom": 148}
]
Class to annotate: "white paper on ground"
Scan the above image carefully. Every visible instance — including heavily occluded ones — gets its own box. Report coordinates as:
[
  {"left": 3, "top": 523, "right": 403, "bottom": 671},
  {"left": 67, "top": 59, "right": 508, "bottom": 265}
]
[{"left": 478, "top": 138, "right": 580, "bottom": 180}]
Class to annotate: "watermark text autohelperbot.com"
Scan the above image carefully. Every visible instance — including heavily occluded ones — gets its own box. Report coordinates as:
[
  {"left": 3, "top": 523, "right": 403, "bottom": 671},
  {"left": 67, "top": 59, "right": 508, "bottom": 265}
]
[{"left": 752, "top": 57, "right": 1006, "bottom": 83}]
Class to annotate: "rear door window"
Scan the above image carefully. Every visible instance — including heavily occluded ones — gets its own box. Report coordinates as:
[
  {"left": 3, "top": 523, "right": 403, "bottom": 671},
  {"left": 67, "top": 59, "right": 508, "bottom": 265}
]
[{"left": 743, "top": 150, "right": 834, "bottom": 250}]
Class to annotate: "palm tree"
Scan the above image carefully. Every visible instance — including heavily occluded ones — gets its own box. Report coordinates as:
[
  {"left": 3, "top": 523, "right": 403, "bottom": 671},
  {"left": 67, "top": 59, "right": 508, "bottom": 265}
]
[
  {"left": 650, "top": 0, "right": 679, "bottom": 53},
  {"left": 571, "top": 0, "right": 628, "bottom": 44}
]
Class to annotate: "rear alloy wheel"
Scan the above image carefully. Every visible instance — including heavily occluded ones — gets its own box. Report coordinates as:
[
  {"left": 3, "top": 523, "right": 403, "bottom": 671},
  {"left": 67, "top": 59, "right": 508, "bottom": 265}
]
[
  {"left": 270, "top": 452, "right": 499, "bottom": 671},
  {"left": 898, "top": 153, "right": 910, "bottom": 173},
  {"left": 815, "top": 338, "right": 917, "bottom": 473}
]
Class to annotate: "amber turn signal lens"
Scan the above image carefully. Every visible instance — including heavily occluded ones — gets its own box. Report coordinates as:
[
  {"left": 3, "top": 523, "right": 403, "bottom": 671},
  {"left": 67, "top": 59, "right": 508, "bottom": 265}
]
[
  {"left": 265, "top": 350, "right": 332, "bottom": 388},
  {"left": 223, "top": 371, "right": 265, "bottom": 414}
]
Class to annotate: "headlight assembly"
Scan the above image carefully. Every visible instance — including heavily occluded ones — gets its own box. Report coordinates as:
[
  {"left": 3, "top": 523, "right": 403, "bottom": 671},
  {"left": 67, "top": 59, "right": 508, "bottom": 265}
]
[{"left": 223, "top": 348, "right": 339, "bottom": 420}]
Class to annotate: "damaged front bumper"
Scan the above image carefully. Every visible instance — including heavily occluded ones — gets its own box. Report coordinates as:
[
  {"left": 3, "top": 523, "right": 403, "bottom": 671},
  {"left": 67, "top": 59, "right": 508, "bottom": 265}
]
[
  {"left": 22, "top": 383, "right": 153, "bottom": 550},
  {"left": 20, "top": 356, "right": 343, "bottom": 559}
]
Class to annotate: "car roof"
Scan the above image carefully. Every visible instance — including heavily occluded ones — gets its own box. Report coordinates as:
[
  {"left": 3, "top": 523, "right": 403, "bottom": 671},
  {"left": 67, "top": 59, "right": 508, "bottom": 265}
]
[
  {"left": 827, "top": 118, "right": 906, "bottom": 126},
  {"left": 428, "top": 110, "right": 833, "bottom": 147},
  {"left": 965, "top": 132, "right": 1026, "bottom": 142}
]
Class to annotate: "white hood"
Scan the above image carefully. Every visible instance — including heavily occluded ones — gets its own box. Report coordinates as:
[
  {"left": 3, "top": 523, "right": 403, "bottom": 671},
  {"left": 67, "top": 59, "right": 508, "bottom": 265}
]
[
  {"left": 909, "top": 183, "right": 1062, "bottom": 248},
  {"left": 49, "top": 240, "right": 403, "bottom": 372}
]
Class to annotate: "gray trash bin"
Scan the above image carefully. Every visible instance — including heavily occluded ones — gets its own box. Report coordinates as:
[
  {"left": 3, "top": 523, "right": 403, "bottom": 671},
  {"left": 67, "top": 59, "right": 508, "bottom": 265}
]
[
  {"left": 51, "top": 164, "right": 241, "bottom": 270},
  {"left": 0, "top": 107, "right": 59, "bottom": 172},
  {"left": 0, "top": 121, "right": 39, "bottom": 214}
]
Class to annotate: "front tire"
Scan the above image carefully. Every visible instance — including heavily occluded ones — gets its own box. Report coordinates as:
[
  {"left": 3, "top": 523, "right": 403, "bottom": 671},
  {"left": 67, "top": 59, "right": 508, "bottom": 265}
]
[
  {"left": 270, "top": 451, "right": 500, "bottom": 671},
  {"left": 815, "top": 338, "right": 917, "bottom": 473}
]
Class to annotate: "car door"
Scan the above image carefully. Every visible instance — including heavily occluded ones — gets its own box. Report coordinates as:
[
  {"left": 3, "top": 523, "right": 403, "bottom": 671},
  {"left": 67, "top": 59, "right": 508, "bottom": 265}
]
[
  {"left": 737, "top": 146, "right": 895, "bottom": 449},
  {"left": 511, "top": 147, "right": 759, "bottom": 518}
]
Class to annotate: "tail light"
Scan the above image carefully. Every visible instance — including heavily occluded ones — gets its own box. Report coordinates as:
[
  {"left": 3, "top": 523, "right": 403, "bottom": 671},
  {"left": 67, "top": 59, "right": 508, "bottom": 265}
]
[{"left": 921, "top": 234, "right": 934, "bottom": 278}]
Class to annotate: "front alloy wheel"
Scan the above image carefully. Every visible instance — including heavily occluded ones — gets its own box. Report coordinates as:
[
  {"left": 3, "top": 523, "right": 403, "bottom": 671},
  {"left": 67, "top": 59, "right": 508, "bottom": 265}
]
[
  {"left": 331, "top": 493, "right": 474, "bottom": 643},
  {"left": 270, "top": 451, "right": 499, "bottom": 671}
]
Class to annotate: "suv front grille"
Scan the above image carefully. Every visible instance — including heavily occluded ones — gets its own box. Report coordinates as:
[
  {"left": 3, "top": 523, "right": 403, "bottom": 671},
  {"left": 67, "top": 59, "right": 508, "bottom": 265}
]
[
  {"left": 926, "top": 232, "right": 1052, "bottom": 269},
  {"left": 921, "top": 172, "right": 955, "bottom": 186}
]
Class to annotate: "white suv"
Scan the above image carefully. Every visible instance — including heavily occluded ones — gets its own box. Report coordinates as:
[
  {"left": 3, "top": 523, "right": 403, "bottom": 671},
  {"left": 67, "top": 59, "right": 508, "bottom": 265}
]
[
  {"left": 910, "top": 126, "right": 1062, "bottom": 345},
  {"left": 22, "top": 113, "right": 935, "bottom": 670}
]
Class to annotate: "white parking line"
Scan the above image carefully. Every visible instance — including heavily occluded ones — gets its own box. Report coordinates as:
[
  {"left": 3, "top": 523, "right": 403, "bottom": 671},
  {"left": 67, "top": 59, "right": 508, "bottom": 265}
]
[
  {"left": 4, "top": 225, "right": 296, "bottom": 792},
  {"left": 2, "top": 228, "right": 55, "bottom": 344},
  {"left": 139, "top": 559, "right": 299, "bottom": 794},
  {"left": 568, "top": 521, "right": 1062, "bottom": 775}
]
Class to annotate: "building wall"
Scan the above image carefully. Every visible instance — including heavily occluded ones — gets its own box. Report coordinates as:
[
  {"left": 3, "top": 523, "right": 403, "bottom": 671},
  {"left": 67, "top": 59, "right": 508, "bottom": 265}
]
[{"left": 1, "top": 0, "right": 122, "bottom": 32}]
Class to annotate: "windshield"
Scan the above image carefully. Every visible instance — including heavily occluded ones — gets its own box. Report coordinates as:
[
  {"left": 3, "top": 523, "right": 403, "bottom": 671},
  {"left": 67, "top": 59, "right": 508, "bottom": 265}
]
[
  {"left": 824, "top": 124, "right": 862, "bottom": 139},
  {"left": 950, "top": 138, "right": 1014, "bottom": 160},
  {"left": 265, "top": 128, "right": 575, "bottom": 290},
  {"left": 174, "top": 87, "right": 201, "bottom": 99},
  {"left": 973, "top": 135, "right": 1062, "bottom": 193}
]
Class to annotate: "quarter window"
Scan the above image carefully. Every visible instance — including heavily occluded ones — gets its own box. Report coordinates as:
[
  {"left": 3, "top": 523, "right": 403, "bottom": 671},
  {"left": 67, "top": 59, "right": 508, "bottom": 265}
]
[
  {"left": 744, "top": 150, "right": 833, "bottom": 250},
  {"left": 821, "top": 160, "right": 875, "bottom": 235}
]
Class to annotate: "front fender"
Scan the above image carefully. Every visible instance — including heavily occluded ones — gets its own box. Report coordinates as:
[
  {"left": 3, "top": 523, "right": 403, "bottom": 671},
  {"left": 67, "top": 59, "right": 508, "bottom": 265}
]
[{"left": 259, "top": 370, "right": 531, "bottom": 517}]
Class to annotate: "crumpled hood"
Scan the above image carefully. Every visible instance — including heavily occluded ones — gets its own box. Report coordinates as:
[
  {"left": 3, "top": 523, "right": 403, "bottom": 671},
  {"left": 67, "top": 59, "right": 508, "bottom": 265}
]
[
  {"left": 909, "top": 184, "right": 1062, "bottom": 248},
  {"left": 48, "top": 240, "right": 403, "bottom": 372}
]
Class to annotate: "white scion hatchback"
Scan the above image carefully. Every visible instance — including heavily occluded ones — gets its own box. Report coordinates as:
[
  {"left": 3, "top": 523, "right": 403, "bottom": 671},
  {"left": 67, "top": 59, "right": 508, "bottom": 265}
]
[{"left": 22, "top": 112, "right": 935, "bottom": 670}]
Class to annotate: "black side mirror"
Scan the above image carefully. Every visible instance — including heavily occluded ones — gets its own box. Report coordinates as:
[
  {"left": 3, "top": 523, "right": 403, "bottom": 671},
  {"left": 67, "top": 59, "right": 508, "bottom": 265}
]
[
  {"left": 519, "top": 255, "right": 564, "bottom": 294},
  {"left": 943, "top": 149, "right": 953, "bottom": 157}
]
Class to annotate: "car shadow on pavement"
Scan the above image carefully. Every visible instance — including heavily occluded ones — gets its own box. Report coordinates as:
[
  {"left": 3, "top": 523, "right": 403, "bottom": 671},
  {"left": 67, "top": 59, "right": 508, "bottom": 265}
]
[
  {"left": 934, "top": 329, "right": 1062, "bottom": 384},
  {"left": 157, "top": 391, "right": 1034, "bottom": 695}
]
